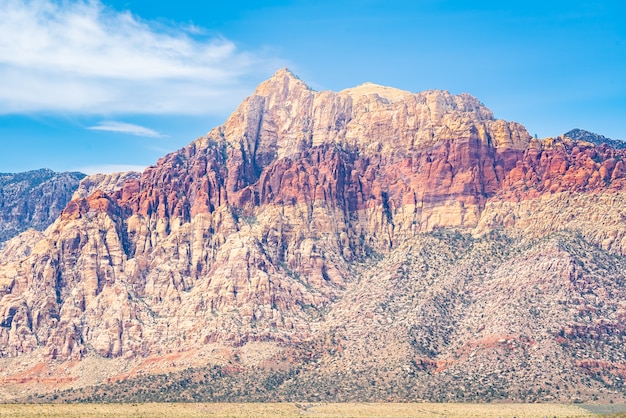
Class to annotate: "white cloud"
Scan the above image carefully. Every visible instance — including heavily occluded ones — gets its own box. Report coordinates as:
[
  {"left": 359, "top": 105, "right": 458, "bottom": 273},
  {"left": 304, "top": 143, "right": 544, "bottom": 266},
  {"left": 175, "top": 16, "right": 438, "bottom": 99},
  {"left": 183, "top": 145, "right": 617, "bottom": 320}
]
[
  {"left": 76, "top": 164, "right": 147, "bottom": 175},
  {"left": 88, "top": 121, "right": 162, "bottom": 137},
  {"left": 0, "top": 0, "right": 282, "bottom": 115}
]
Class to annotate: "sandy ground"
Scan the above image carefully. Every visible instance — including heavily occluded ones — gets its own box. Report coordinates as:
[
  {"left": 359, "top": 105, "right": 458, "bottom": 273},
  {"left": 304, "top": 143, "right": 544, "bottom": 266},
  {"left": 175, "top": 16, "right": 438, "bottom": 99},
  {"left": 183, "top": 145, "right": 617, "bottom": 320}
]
[{"left": 0, "top": 402, "right": 611, "bottom": 417}]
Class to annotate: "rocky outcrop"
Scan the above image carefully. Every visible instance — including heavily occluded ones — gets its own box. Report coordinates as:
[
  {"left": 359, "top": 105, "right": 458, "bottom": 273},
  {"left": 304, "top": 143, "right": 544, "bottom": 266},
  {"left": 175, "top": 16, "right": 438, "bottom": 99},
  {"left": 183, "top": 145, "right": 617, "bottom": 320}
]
[
  {"left": 0, "top": 169, "right": 85, "bottom": 243},
  {"left": 500, "top": 137, "right": 626, "bottom": 198},
  {"left": 1, "top": 69, "right": 626, "bottom": 402},
  {"left": 72, "top": 171, "right": 141, "bottom": 200},
  {"left": 0, "top": 169, "right": 140, "bottom": 245}
]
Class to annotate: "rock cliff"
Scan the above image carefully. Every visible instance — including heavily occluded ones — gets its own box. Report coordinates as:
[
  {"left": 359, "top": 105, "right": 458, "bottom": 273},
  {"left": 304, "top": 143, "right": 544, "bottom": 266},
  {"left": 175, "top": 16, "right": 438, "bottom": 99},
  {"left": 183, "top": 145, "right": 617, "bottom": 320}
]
[
  {"left": 1, "top": 69, "right": 626, "bottom": 402},
  {"left": 71, "top": 171, "right": 141, "bottom": 200}
]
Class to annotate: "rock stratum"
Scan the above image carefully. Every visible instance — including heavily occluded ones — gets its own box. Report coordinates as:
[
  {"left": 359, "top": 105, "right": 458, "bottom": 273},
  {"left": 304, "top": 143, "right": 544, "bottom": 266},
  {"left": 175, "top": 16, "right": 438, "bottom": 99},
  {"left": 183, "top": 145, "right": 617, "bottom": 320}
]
[{"left": 2, "top": 69, "right": 626, "bottom": 402}]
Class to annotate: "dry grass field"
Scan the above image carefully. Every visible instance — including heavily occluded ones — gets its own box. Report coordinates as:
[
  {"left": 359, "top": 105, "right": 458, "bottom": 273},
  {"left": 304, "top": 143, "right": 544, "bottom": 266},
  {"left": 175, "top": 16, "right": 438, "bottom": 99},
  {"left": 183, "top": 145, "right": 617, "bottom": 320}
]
[{"left": 0, "top": 402, "right": 615, "bottom": 417}]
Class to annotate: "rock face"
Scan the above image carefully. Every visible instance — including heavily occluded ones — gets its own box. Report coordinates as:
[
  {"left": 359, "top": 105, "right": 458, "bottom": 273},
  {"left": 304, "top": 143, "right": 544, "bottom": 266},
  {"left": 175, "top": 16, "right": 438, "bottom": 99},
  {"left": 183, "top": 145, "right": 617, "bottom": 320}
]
[
  {"left": 71, "top": 171, "right": 141, "bottom": 200},
  {"left": 1, "top": 69, "right": 626, "bottom": 402},
  {"left": 0, "top": 169, "right": 85, "bottom": 243}
]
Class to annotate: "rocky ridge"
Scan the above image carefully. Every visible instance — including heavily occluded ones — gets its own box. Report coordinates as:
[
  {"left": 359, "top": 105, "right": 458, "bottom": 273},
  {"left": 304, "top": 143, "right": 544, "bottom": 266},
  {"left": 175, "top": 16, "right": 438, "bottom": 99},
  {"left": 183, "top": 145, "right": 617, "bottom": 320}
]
[
  {"left": 0, "top": 169, "right": 85, "bottom": 244},
  {"left": 564, "top": 128, "right": 626, "bottom": 150},
  {"left": 1, "top": 69, "right": 626, "bottom": 402},
  {"left": 0, "top": 169, "right": 140, "bottom": 245},
  {"left": 71, "top": 171, "right": 141, "bottom": 200}
]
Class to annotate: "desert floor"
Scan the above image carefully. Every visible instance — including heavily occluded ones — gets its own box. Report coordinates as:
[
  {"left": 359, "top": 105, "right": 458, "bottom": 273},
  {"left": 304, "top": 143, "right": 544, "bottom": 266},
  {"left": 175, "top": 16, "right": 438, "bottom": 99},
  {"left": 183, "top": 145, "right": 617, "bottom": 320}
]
[{"left": 0, "top": 402, "right": 625, "bottom": 417}]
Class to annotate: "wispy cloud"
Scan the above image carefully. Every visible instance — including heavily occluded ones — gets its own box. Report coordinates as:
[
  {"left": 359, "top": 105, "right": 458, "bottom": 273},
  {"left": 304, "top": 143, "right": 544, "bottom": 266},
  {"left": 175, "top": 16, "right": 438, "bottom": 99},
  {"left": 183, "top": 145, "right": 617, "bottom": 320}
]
[
  {"left": 88, "top": 121, "right": 162, "bottom": 137},
  {"left": 0, "top": 0, "right": 282, "bottom": 115}
]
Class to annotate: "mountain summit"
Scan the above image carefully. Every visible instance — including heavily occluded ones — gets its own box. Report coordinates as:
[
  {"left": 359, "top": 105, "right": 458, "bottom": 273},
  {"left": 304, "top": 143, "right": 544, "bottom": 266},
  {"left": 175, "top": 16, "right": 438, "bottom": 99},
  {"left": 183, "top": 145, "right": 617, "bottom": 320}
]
[{"left": 2, "top": 71, "right": 626, "bottom": 402}]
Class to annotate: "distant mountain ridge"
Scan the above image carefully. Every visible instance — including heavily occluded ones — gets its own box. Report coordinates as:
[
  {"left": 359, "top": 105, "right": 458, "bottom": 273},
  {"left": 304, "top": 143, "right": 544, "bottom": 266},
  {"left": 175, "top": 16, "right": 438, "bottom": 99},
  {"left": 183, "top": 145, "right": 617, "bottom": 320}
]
[
  {"left": 564, "top": 128, "right": 626, "bottom": 149},
  {"left": 0, "top": 169, "right": 142, "bottom": 244},
  {"left": 0, "top": 169, "right": 86, "bottom": 243}
]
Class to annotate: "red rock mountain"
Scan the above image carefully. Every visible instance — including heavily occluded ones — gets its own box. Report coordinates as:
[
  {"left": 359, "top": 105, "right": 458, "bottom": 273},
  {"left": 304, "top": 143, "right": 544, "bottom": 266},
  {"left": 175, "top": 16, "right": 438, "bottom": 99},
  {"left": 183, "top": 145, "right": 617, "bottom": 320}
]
[{"left": 1, "top": 69, "right": 626, "bottom": 402}]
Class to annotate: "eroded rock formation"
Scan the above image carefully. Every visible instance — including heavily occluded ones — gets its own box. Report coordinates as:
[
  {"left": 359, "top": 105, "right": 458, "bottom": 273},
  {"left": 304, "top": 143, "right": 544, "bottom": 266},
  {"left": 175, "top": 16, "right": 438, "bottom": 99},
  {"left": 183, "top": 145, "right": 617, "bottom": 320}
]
[
  {"left": 71, "top": 171, "right": 141, "bottom": 200},
  {"left": 1, "top": 69, "right": 626, "bottom": 402}
]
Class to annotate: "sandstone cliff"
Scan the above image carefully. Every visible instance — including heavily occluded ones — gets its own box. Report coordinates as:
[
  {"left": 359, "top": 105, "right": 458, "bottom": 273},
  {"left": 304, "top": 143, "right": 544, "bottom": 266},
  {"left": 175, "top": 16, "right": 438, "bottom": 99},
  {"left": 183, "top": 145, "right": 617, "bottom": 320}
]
[
  {"left": 72, "top": 171, "right": 141, "bottom": 200},
  {"left": 1, "top": 69, "right": 626, "bottom": 402}
]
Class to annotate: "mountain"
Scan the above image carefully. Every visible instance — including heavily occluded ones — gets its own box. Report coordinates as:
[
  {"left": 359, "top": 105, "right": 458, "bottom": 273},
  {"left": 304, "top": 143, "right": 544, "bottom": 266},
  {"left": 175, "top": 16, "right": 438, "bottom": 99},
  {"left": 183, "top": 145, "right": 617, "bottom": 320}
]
[
  {"left": 71, "top": 171, "right": 141, "bottom": 200},
  {"left": 564, "top": 128, "right": 626, "bottom": 149},
  {"left": 0, "top": 169, "right": 86, "bottom": 244},
  {"left": 0, "top": 170, "right": 142, "bottom": 245},
  {"left": 2, "top": 69, "right": 626, "bottom": 403}
]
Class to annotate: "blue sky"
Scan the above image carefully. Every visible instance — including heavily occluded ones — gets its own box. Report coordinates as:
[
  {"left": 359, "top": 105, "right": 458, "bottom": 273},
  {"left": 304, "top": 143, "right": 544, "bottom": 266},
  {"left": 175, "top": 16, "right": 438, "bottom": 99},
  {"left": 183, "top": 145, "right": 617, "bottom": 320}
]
[{"left": 0, "top": 0, "right": 624, "bottom": 174}]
